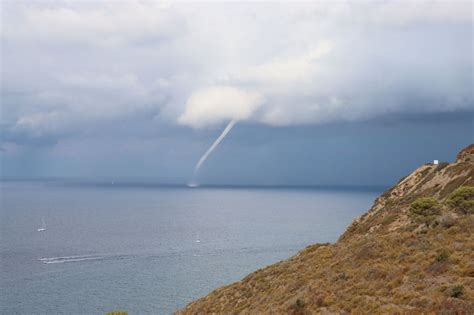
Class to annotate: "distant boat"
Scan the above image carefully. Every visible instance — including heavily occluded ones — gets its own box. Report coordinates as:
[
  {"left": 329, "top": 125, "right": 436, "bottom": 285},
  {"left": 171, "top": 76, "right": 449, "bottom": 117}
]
[
  {"left": 37, "top": 217, "right": 46, "bottom": 232},
  {"left": 195, "top": 233, "right": 201, "bottom": 243}
]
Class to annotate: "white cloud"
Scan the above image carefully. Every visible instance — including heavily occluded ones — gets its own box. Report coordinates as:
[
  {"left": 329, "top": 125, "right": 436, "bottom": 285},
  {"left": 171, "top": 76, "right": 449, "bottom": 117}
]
[
  {"left": 369, "top": 1, "right": 472, "bottom": 26},
  {"left": 179, "top": 86, "right": 263, "bottom": 128},
  {"left": 231, "top": 41, "right": 333, "bottom": 86},
  {"left": 1, "top": 0, "right": 472, "bottom": 136},
  {"left": 2, "top": 1, "right": 179, "bottom": 46}
]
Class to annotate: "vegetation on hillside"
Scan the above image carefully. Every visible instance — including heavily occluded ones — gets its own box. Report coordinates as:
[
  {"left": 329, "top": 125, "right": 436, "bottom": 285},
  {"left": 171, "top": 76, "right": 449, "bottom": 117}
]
[
  {"left": 409, "top": 197, "right": 441, "bottom": 225},
  {"left": 446, "top": 186, "right": 474, "bottom": 214}
]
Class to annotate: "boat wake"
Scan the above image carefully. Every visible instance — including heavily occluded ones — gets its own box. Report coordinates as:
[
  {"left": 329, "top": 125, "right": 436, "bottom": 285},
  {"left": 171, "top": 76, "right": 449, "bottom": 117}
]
[
  {"left": 38, "top": 254, "right": 122, "bottom": 264},
  {"left": 38, "top": 248, "right": 263, "bottom": 265}
]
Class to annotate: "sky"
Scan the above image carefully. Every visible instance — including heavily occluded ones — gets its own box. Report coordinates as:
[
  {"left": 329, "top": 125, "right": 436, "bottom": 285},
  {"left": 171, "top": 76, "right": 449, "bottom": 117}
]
[{"left": 1, "top": 0, "right": 473, "bottom": 186}]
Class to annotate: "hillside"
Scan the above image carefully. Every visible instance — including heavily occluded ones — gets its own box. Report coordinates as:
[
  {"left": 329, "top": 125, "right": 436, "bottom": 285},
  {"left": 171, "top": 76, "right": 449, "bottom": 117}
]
[{"left": 177, "top": 144, "right": 474, "bottom": 314}]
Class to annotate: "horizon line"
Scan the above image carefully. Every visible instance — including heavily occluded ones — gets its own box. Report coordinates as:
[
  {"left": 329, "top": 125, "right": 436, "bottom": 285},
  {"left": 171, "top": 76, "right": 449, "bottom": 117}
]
[{"left": 0, "top": 176, "right": 389, "bottom": 190}]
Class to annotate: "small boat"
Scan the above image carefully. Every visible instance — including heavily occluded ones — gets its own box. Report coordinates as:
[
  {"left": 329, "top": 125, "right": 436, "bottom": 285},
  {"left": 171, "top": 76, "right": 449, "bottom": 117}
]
[
  {"left": 195, "top": 233, "right": 201, "bottom": 243},
  {"left": 37, "top": 217, "right": 46, "bottom": 232}
]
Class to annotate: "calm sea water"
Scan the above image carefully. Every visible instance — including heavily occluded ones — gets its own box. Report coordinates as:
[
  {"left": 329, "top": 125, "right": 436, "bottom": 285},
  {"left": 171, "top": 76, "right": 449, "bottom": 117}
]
[{"left": 0, "top": 180, "right": 381, "bottom": 314}]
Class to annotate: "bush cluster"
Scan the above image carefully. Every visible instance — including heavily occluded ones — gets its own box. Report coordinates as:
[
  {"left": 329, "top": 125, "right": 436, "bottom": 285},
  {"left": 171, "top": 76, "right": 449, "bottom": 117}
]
[
  {"left": 409, "top": 197, "right": 441, "bottom": 225},
  {"left": 450, "top": 285, "right": 464, "bottom": 299},
  {"left": 410, "top": 197, "right": 441, "bottom": 216},
  {"left": 446, "top": 186, "right": 474, "bottom": 214}
]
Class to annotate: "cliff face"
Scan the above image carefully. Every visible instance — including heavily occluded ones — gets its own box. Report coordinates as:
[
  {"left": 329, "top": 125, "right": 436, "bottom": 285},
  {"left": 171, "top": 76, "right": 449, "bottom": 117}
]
[{"left": 178, "top": 145, "right": 474, "bottom": 314}]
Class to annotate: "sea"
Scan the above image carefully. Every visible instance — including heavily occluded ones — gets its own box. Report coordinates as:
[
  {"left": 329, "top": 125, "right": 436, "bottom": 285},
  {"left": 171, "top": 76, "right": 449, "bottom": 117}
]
[{"left": 0, "top": 180, "right": 382, "bottom": 314}]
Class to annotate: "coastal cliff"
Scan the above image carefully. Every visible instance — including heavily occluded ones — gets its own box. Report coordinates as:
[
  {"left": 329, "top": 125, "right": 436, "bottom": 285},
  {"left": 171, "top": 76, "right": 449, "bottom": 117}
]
[{"left": 178, "top": 144, "right": 474, "bottom": 314}]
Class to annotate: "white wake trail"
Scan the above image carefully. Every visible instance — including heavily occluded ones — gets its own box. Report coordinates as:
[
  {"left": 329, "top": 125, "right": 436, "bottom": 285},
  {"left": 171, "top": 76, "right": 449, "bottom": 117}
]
[{"left": 193, "top": 120, "right": 237, "bottom": 176}]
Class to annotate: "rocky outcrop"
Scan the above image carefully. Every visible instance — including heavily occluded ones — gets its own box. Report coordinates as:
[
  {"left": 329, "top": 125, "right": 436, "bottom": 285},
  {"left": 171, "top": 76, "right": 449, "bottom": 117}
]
[{"left": 457, "top": 144, "right": 474, "bottom": 162}]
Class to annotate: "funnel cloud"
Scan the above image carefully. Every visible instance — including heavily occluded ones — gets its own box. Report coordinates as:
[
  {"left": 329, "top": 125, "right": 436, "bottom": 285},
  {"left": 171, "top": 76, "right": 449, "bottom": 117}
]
[{"left": 193, "top": 120, "right": 237, "bottom": 179}]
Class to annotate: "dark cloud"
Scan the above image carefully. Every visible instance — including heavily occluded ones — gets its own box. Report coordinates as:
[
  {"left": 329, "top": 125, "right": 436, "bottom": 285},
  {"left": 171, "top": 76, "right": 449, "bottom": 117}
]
[{"left": 0, "top": 1, "right": 472, "bottom": 183}]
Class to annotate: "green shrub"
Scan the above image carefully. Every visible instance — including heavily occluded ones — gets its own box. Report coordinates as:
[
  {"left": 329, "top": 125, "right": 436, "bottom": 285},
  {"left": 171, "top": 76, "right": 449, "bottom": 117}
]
[
  {"left": 382, "top": 215, "right": 397, "bottom": 225},
  {"left": 445, "top": 186, "right": 474, "bottom": 214},
  {"left": 409, "top": 197, "right": 441, "bottom": 225},
  {"left": 107, "top": 311, "right": 128, "bottom": 315},
  {"left": 410, "top": 197, "right": 441, "bottom": 216},
  {"left": 450, "top": 285, "right": 464, "bottom": 298},
  {"left": 436, "top": 250, "right": 449, "bottom": 262},
  {"left": 295, "top": 298, "right": 305, "bottom": 308}
]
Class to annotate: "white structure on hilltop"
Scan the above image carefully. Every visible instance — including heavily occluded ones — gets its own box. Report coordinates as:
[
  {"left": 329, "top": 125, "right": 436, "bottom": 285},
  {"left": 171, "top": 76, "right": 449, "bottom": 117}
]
[{"left": 433, "top": 160, "right": 439, "bottom": 165}]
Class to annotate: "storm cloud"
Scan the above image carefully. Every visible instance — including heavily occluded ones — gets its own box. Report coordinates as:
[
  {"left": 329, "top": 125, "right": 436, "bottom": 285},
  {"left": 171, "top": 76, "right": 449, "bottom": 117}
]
[
  {"left": 1, "top": 1, "right": 473, "bottom": 184},
  {"left": 2, "top": 1, "right": 472, "bottom": 133}
]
